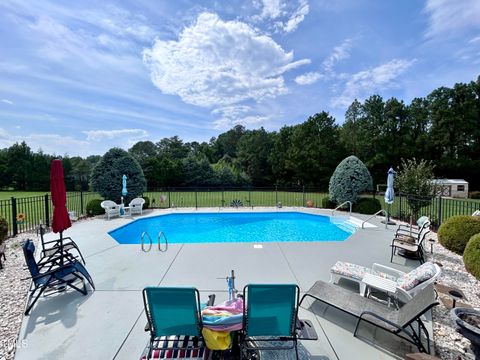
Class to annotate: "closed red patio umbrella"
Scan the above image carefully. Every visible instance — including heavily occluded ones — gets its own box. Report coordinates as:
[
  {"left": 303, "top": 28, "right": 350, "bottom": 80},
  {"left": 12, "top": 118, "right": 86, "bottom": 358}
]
[{"left": 50, "top": 159, "right": 71, "bottom": 264}]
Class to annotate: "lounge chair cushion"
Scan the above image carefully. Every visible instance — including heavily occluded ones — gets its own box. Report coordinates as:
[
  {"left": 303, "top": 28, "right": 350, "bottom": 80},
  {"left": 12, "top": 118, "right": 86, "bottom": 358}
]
[
  {"left": 396, "top": 262, "right": 437, "bottom": 291},
  {"left": 331, "top": 261, "right": 395, "bottom": 281}
]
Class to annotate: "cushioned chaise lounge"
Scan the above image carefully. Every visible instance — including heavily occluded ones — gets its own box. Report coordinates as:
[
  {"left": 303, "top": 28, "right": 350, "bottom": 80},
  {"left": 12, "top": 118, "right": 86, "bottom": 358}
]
[
  {"left": 330, "top": 261, "right": 442, "bottom": 301},
  {"left": 300, "top": 280, "right": 439, "bottom": 354}
]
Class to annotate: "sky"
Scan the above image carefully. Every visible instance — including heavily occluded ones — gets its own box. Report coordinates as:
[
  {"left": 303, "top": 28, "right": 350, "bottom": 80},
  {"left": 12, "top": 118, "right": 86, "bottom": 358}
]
[{"left": 0, "top": 0, "right": 479, "bottom": 157}]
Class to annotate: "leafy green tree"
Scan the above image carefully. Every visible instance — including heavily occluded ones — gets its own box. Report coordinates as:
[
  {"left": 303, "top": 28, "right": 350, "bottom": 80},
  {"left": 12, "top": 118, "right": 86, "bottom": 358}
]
[
  {"left": 329, "top": 155, "right": 373, "bottom": 204},
  {"left": 270, "top": 126, "right": 296, "bottom": 185},
  {"left": 90, "top": 148, "right": 146, "bottom": 202},
  {"left": 340, "top": 99, "right": 363, "bottom": 155},
  {"left": 6, "top": 142, "right": 32, "bottom": 190},
  {"left": 157, "top": 136, "right": 190, "bottom": 160},
  {"left": 287, "top": 112, "right": 344, "bottom": 188},
  {"left": 212, "top": 125, "right": 245, "bottom": 161},
  {"left": 395, "top": 158, "right": 437, "bottom": 217},
  {"left": 181, "top": 154, "right": 217, "bottom": 186},
  {"left": 236, "top": 128, "right": 274, "bottom": 185}
]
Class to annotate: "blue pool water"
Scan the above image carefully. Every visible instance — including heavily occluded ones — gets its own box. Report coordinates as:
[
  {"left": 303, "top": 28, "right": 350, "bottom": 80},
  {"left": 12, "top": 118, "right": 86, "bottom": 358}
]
[{"left": 109, "top": 212, "right": 355, "bottom": 244}]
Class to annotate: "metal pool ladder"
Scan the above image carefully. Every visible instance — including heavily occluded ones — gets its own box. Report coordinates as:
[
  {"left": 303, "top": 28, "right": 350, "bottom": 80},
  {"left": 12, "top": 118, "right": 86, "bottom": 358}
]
[{"left": 141, "top": 231, "right": 168, "bottom": 252}]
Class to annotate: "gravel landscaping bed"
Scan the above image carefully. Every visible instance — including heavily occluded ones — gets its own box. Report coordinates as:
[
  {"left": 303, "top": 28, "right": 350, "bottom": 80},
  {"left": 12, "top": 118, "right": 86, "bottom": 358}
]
[
  {"left": 426, "top": 232, "right": 480, "bottom": 359},
  {"left": 1, "top": 225, "right": 479, "bottom": 360},
  {"left": 0, "top": 233, "right": 34, "bottom": 360}
]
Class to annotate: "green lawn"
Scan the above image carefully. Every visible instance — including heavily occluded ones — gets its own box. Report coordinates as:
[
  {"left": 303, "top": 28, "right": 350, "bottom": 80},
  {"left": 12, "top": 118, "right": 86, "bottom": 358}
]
[
  {"left": 0, "top": 191, "right": 48, "bottom": 200},
  {"left": 1, "top": 189, "right": 478, "bottom": 236}
]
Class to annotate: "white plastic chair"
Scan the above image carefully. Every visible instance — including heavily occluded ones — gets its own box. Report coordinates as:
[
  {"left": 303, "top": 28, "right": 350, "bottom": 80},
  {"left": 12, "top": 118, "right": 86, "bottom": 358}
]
[
  {"left": 100, "top": 200, "right": 120, "bottom": 220},
  {"left": 129, "top": 198, "right": 145, "bottom": 215}
]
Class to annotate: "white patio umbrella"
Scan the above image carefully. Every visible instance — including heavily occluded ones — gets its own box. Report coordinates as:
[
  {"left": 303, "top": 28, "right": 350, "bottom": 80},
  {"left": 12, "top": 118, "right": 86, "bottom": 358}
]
[{"left": 384, "top": 167, "right": 396, "bottom": 225}]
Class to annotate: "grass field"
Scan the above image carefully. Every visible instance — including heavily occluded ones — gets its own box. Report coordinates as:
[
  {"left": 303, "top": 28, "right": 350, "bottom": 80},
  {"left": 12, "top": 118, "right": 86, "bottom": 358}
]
[{"left": 1, "top": 190, "right": 479, "bottom": 236}]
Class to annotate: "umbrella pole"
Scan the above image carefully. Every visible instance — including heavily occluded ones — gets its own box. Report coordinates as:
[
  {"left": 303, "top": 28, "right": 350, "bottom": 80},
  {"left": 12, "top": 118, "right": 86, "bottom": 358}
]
[{"left": 60, "top": 231, "right": 64, "bottom": 266}]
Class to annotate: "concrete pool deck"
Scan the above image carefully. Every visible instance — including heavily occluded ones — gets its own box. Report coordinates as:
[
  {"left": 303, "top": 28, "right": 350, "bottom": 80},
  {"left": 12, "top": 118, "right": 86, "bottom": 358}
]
[{"left": 15, "top": 207, "right": 432, "bottom": 360}]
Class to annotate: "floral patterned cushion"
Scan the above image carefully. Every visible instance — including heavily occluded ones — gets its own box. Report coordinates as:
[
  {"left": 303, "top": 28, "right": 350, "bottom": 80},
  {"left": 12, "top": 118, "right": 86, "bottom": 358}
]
[
  {"left": 396, "top": 262, "right": 437, "bottom": 291},
  {"left": 331, "top": 261, "right": 396, "bottom": 281}
]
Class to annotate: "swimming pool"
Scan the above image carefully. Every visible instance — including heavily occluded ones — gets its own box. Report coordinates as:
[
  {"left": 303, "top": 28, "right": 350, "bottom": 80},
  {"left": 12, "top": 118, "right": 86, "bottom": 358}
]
[{"left": 109, "top": 212, "right": 356, "bottom": 244}]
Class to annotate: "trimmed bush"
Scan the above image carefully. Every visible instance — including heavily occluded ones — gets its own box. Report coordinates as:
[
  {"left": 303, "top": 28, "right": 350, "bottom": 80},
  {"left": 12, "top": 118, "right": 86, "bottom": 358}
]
[
  {"left": 0, "top": 217, "right": 8, "bottom": 244},
  {"left": 438, "top": 216, "right": 480, "bottom": 254},
  {"left": 321, "top": 197, "right": 336, "bottom": 209},
  {"left": 464, "top": 233, "right": 480, "bottom": 279},
  {"left": 469, "top": 191, "right": 480, "bottom": 199},
  {"left": 90, "top": 147, "right": 146, "bottom": 204},
  {"left": 329, "top": 155, "right": 372, "bottom": 205},
  {"left": 143, "top": 196, "right": 150, "bottom": 210},
  {"left": 353, "top": 198, "right": 381, "bottom": 215},
  {"left": 86, "top": 199, "right": 104, "bottom": 217}
]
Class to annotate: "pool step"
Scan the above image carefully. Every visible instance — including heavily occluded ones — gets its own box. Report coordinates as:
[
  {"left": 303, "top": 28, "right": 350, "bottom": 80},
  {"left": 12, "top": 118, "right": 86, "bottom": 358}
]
[{"left": 331, "top": 217, "right": 358, "bottom": 233}]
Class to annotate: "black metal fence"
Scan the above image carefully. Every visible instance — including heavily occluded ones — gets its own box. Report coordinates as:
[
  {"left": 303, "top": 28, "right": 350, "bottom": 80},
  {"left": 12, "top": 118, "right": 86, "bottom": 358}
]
[
  {"left": 382, "top": 193, "right": 480, "bottom": 231},
  {"left": 1, "top": 188, "right": 479, "bottom": 237}
]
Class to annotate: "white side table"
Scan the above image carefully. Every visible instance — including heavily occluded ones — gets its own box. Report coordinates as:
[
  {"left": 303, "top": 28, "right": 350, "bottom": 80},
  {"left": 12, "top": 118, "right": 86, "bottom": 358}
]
[{"left": 362, "top": 273, "right": 398, "bottom": 307}]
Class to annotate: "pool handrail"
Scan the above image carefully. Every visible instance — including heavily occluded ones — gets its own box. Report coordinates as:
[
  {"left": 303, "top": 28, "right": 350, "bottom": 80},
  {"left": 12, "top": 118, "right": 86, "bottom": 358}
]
[
  {"left": 141, "top": 231, "right": 153, "bottom": 252},
  {"left": 331, "top": 201, "right": 352, "bottom": 216},
  {"left": 361, "top": 209, "right": 388, "bottom": 229},
  {"left": 158, "top": 231, "right": 168, "bottom": 252}
]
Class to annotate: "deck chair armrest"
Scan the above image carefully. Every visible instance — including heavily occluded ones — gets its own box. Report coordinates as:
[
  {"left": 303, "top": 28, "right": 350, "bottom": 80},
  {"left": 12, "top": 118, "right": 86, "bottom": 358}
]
[
  {"left": 395, "top": 228, "right": 421, "bottom": 237},
  {"left": 357, "top": 311, "right": 403, "bottom": 333},
  {"left": 33, "top": 262, "right": 78, "bottom": 280},
  {"left": 37, "top": 253, "right": 77, "bottom": 268},
  {"left": 372, "top": 263, "right": 406, "bottom": 279}
]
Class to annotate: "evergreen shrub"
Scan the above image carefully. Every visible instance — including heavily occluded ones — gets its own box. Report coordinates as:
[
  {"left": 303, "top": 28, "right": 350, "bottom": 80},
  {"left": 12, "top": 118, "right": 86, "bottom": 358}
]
[
  {"left": 86, "top": 199, "right": 104, "bottom": 217},
  {"left": 463, "top": 233, "right": 480, "bottom": 280},
  {"left": 90, "top": 148, "right": 146, "bottom": 203},
  {"left": 0, "top": 217, "right": 8, "bottom": 244},
  {"left": 328, "top": 156, "right": 373, "bottom": 205},
  {"left": 353, "top": 198, "right": 381, "bottom": 215},
  {"left": 321, "top": 197, "right": 336, "bottom": 209},
  {"left": 438, "top": 216, "right": 480, "bottom": 254}
]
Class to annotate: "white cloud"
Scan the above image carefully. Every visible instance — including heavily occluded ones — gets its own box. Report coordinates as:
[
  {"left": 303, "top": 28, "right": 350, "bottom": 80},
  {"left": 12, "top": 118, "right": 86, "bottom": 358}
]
[
  {"left": 469, "top": 36, "right": 480, "bottom": 44},
  {"left": 323, "top": 39, "right": 352, "bottom": 73},
  {"left": 259, "top": 0, "right": 283, "bottom": 19},
  {"left": 213, "top": 114, "right": 271, "bottom": 130},
  {"left": 424, "top": 0, "right": 480, "bottom": 38},
  {"left": 295, "top": 72, "right": 322, "bottom": 85},
  {"left": 143, "top": 12, "right": 309, "bottom": 125},
  {"left": 255, "top": 0, "right": 309, "bottom": 33},
  {"left": 1, "top": 99, "right": 13, "bottom": 105},
  {"left": 281, "top": 0, "right": 309, "bottom": 33},
  {"left": 331, "top": 59, "right": 416, "bottom": 108},
  {"left": 82, "top": 129, "right": 148, "bottom": 141},
  {"left": 0, "top": 128, "right": 90, "bottom": 156}
]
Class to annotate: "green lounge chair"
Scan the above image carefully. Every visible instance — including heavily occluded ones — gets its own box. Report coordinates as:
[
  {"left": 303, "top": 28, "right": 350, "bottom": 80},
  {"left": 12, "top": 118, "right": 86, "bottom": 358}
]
[
  {"left": 241, "top": 284, "right": 301, "bottom": 359},
  {"left": 142, "top": 287, "right": 205, "bottom": 359}
]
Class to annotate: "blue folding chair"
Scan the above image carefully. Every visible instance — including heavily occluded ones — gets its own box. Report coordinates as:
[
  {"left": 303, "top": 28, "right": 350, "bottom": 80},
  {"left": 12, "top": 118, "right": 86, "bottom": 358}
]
[
  {"left": 142, "top": 287, "right": 206, "bottom": 359},
  {"left": 22, "top": 239, "right": 95, "bottom": 315},
  {"left": 241, "top": 284, "right": 301, "bottom": 359}
]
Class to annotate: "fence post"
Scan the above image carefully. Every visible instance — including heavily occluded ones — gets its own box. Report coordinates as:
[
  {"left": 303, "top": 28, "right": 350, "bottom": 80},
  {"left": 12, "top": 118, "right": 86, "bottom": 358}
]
[
  {"left": 399, "top": 193, "right": 402, "bottom": 220},
  {"left": 275, "top": 185, "right": 278, "bottom": 205},
  {"left": 11, "top": 197, "right": 18, "bottom": 236},
  {"left": 249, "top": 188, "right": 252, "bottom": 208},
  {"left": 80, "top": 191, "right": 84, "bottom": 215},
  {"left": 195, "top": 189, "right": 198, "bottom": 210},
  {"left": 44, "top": 194, "right": 50, "bottom": 227},
  {"left": 168, "top": 190, "right": 171, "bottom": 208},
  {"left": 437, "top": 195, "right": 442, "bottom": 227},
  {"left": 302, "top": 186, "right": 305, "bottom": 207},
  {"left": 222, "top": 189, "right": 225, "bottom": 208}
]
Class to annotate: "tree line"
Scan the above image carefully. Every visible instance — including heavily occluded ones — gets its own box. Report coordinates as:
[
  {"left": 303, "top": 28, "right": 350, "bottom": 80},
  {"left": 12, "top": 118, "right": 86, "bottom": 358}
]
[{"left": 1, "top": 76, "right": 479, "bottom": 192}]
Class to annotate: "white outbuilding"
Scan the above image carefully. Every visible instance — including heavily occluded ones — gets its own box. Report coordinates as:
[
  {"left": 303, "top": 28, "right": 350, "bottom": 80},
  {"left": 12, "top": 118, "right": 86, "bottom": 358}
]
[{"left": 432, "top": 179, "right": 469, "bottom": 198}]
